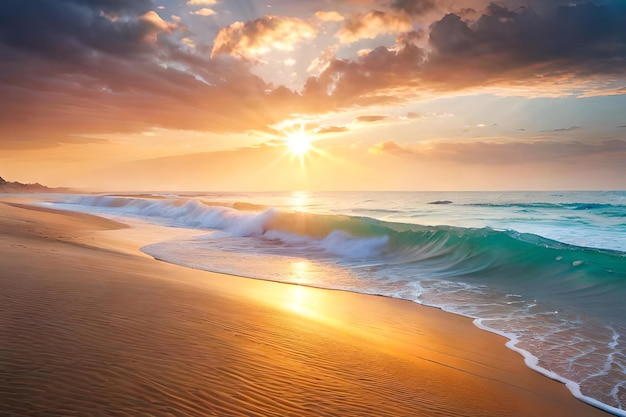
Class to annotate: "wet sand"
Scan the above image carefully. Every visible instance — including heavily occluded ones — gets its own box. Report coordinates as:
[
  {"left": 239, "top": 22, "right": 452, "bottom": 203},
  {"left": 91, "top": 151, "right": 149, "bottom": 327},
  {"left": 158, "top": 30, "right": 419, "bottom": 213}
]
[{"left": 0, "top": 197, "right": 613, "bottom": 416}]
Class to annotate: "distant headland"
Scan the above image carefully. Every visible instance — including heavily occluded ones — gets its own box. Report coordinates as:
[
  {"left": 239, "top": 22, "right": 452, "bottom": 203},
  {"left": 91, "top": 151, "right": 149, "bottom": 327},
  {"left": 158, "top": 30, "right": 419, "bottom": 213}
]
[{"left": 0, "top": 176, "right": 71, "bottom": 193}]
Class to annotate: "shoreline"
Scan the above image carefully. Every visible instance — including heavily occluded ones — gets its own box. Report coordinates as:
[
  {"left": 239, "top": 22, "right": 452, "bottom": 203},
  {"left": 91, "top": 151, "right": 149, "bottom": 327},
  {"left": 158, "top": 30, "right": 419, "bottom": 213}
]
[{"left": 0, "top": 196, "right": 616, "bottom": 416}]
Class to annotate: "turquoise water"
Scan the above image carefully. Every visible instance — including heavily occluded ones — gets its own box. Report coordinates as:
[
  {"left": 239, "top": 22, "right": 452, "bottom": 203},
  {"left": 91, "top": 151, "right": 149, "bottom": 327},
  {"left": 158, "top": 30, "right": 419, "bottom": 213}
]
[{"left": 50, "top": 191, "right": 626, "bottom": 415}]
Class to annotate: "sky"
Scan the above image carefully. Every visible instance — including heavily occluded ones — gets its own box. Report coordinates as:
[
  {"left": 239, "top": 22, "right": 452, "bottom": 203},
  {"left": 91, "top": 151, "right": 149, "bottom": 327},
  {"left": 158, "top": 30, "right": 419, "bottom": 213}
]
[{"left": 0, "top": 0, "right": 625, "bottom": 191}]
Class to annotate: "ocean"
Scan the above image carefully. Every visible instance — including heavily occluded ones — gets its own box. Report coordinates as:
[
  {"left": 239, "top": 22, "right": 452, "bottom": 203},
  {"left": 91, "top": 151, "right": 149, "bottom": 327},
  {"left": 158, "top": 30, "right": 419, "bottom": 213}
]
[{"left": 48, "top": 191, "right": 626, "bottom": 416}]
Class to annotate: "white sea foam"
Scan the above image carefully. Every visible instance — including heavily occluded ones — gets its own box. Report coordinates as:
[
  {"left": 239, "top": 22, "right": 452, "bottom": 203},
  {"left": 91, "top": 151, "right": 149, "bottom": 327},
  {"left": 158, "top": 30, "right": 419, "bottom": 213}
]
[{"left": 58, "top": 195, "right": 278, "bottom": 237}]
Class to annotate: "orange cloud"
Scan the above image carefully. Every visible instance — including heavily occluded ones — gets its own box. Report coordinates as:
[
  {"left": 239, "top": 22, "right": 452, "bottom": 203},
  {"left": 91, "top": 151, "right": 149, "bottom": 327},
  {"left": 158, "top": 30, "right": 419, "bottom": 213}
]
[
  {"left": 315, "top": 11, "right": 344, "bottom": 22},
  {"left": 211, "top": 15, "right": 318, "bottom": 59},
  {"left": 140, "top": 11, "right": 179, "bottom": 42},
  {"left": 336, "top": 11, "right": 413, "bottom": 44},
  {"left": 191, "top": 8, "right": 216, "bottom": 16},
  {"left": 369, "top": 139, "right": 626, "bottom": 165},
  {"left": 186, "top": 0, "right": 217, "bottom": 5},
  {"left": 355, "top": 115, "right": 390, "bottom": 123},
  {"left": 306, "top": 45, "right": 338, "bottom": 75},
  {"left": 368, "top": 140, "right": 414, "bottom": 155}
]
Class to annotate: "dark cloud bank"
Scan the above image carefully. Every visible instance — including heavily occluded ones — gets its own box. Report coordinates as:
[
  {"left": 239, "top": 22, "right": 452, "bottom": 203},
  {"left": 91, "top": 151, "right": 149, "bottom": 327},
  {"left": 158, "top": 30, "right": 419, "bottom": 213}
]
[{"left": 0, "top": 0, "right": 293, "bottom": 147}]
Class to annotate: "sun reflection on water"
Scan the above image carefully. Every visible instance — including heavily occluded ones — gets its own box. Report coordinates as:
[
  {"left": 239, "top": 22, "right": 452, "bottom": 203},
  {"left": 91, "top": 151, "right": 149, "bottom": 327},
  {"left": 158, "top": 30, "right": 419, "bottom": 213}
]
[
  {"left": 290, "top": 260, "right": 311, "bottom": 284},
  {"left": 288, "top": 191, "right": 310, "bottom": 212}
]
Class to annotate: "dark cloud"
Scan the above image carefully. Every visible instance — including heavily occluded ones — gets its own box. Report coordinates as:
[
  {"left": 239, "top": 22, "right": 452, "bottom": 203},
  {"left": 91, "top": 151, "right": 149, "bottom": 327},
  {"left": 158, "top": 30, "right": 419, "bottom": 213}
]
[
  {"left": 542, "top": 126, "right": 582, "bottom": 132},
  {"left": 388, "top": 0, "right": 436, "bottom": 15},
  {"left": 0, "top": 0, "right": 163, "bottom": 61},
  {"left": 303, "top": 0, "right": 626, "bottom": 108},
  {"left": 0, "top": 0, "right": 181, "bottom": 146},
  {"left": 72, "top": 0, "right": 153, "bottom": 14},
  {"left": 426, "top": 1, "right": 626, "bottom": 85},
  {"left": 396, "top": 29, "right": 425, "bottom": 45},
  {"left": 0, "top": 0, "right": 309, "bottom": 148},
  {"left": 302, "top": 43, "right": 426, "bottom": 108}
]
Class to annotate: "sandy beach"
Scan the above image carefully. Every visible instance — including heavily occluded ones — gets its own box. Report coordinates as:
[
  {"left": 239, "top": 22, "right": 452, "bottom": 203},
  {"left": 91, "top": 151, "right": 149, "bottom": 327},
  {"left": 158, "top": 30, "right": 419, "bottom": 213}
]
[{"left": 0, "top": 197, "right": 612, "bottom": 417}]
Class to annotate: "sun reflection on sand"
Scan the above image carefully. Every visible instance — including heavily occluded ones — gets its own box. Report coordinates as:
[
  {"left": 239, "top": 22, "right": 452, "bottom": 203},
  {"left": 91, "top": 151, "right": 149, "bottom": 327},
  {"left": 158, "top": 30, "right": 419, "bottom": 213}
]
[
  {"left": 283, "top": 261, "right": 325, "bottom": 317},
  {"left": 286, "top": 285, "right": 314, "bottom": 316}
]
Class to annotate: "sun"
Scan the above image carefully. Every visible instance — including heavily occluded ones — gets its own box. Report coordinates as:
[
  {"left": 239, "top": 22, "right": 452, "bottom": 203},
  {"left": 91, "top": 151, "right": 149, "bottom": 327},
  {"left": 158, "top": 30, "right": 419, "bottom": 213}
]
[
  {"left": 268, "top": 122, "right": 334, "bottom": 173},
  {"left": 285, "top": 131, "right": 312, "bottom": 156}
]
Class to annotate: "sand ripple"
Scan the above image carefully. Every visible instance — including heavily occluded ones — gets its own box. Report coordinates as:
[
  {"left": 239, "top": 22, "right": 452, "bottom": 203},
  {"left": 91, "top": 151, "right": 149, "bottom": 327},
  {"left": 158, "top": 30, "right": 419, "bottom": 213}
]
[{"left": 0, "top": 247, "right": 444, "bottom": 416}]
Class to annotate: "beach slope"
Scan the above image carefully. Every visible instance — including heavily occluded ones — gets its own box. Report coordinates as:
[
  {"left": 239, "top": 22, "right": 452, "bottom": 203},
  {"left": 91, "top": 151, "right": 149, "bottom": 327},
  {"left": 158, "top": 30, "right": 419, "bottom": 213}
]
[{"left": 0, "top": 198, "right": 612, "bottom": 416}]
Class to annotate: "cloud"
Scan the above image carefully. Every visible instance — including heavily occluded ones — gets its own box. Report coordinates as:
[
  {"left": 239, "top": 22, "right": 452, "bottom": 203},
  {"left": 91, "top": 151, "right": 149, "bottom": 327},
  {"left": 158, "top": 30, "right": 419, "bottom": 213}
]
[
  {"left": 388, "top": 0, "right": 437, "bottom": 15},
  {"left": 187, "top": 0, "right": 217, "bottom": 5},
  {"left": 578, "top": 87, "right": 626, "bottom": 98},
  {"left": 181, "top": 37, "right": 196, "bottom": 47},
  {"left": 356, "top": 115, "right": 390, "bottom": 122},
  {"left": 0, "top": 54, "right": 300, "bottom": 148},
  {"left": 336, "top": 11, "right": 413, "bottom": 43},
  {"left": 2, "top": 0, "right": 625, "bottom": 151},
  {"left": 211, "top": 15, "right": 318, "bottom": 59},
  {"left": 301, "top": 0, "right": 626, "bottom": 109},
  {"left": 425, "top": 2, "right": 626, "bottom": 87},
  {"left": 0, "top": 0, "right": 173, "bottom": 60},
  {"left": 315, "top": 11, "right": 344, "bottom": 22},
  {"left": 362, "top": 136, "right": 626, "bottom": 190},
  {"left": 406, "top": 112, "right": 424, "bottom": 119},
  {"left": 396, "top": 29, "right": 426, "bottom": 46},
  {"left": 191, "top": 8, "right": 216, "bottom": 16},
  {"left": 369, "top": 139, "right": 626, "bottom": 164},
  {"left": 404, "top": 111, "right": 450, "bottom": 120},
  {"left": 302, "top": 43, "right": 427, "bottom": 108},
  {"left": 542, "top": 126, "right": 582, "bottom": 132},
  {"left": 316, "top": 126, "right": 349, "bottom": 134},
  {"left": 307, "top": 45, "right": 339, "bottom": 76},
  {"left": 140, "top": 11, "right": 179, "bottom": 42},
  {"left": 368, "top": 140, "right": 415, "bottom": 155},
  {"left": 0, "top": 1, "right": 312, "bottom": 148}
]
